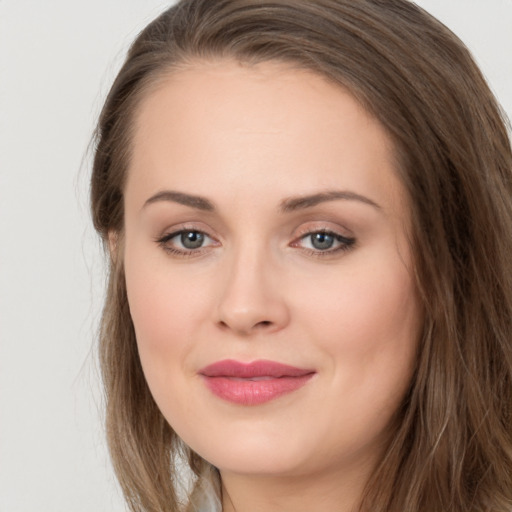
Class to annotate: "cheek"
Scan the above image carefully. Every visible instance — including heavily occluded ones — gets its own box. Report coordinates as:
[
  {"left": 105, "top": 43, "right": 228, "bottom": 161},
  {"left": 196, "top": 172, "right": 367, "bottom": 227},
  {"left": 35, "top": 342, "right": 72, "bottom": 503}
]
[
  {"left": 123, "top": 254, "right": 213, "bottom": 435},
  {"left": 123, "top": 243, "right": 209, "bottom": 395},
  {"left": 126, "top": 271, "right": 184, "bottom": 353},
  {"left": 289, "top": 254, "right": 421, "bottom": 462},
  {"left": 124, "top": 242, "right": 207, "bottom": 345},
  {"left": 297, "top": 248, "right": 421, "bottom": 396},
  {"left": 309, "top": 244, "right": 418, "bottom": 338}
]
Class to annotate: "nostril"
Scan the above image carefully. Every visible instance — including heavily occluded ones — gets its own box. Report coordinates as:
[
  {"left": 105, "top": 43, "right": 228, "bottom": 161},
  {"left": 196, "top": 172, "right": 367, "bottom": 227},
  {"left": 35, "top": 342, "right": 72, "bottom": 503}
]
[{"left": 256, "top": 320, "right": 272, "bottom": 328}]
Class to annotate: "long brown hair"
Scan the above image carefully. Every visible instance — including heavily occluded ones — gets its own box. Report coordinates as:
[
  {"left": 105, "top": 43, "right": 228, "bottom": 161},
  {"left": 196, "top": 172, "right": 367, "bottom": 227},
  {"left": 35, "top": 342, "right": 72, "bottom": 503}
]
[{"left": 90, "top": 1, "right": 512, "bottom": 510}]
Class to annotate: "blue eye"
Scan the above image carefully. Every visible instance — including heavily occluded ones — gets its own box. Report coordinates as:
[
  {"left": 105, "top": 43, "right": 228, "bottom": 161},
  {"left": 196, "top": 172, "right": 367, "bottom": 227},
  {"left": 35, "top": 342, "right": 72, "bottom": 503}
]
[
  {"left": 309, "top": 232, "right": 335, "bottom": 250},
  {"left": 180, "top": 231, "right": 205, "bottom": 249},
  {"left": 156, "top": 229, "right": 215, "bottom": 255},
  {"left": 298, "top": 231, "right": 355, "bottom": 254}
]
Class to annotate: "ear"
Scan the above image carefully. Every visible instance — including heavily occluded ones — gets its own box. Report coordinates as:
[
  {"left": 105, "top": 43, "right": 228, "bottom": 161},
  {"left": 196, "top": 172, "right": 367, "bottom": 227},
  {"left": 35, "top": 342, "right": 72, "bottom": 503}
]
[{"left": 107, "top": 230, "right": 119, "bottom": 262}]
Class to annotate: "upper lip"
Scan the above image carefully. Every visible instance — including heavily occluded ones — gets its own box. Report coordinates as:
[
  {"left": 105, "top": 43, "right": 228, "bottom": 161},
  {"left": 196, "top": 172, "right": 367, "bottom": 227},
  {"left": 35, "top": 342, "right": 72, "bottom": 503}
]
[{"left": 199, "top": 359, "right": 315, "bottom": 378}]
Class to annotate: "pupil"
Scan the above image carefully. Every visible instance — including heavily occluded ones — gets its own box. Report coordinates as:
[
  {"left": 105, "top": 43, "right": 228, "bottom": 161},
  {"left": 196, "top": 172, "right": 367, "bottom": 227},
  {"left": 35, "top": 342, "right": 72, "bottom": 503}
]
[
  {"left": 311, "top": 233, "right": 334, "bottom": 250},
  {"left": 181, "top": 231, "right": 204, "bottom": 249}
]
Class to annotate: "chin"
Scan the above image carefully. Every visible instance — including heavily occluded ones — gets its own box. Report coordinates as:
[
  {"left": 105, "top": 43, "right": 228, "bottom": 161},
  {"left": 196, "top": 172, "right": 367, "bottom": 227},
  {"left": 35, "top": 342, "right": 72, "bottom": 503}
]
[
  {"left": 208, "top": 449, "right": 307, "bottom": 477},
  {"left": 181, "top": 422, "right": 317, "bottom": 477}
]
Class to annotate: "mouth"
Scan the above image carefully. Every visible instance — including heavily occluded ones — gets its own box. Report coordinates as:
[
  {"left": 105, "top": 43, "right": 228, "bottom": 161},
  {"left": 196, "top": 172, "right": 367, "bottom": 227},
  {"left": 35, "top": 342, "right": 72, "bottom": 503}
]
[{"left": 198, "top": 359, "right": 316, "bottom": 405}]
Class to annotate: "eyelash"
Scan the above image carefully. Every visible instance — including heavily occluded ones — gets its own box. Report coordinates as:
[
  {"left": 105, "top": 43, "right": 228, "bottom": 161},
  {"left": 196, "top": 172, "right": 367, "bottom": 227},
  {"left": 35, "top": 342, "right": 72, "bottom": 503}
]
[
  {"left": 292, "top": 229, "right": 356, "bottom": 257},
  {"left": 155, "top": 229, "right": 217, "bottom": 257},
  {"left": 155, "top": 228, "right": 356, "bottom": 258}
]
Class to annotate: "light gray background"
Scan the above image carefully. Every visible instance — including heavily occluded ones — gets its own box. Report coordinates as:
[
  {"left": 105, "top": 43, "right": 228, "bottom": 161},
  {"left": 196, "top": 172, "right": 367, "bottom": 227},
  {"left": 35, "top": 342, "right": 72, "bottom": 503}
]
[{"left": 0, "top": 1, "right": 511, "bottom": 511}]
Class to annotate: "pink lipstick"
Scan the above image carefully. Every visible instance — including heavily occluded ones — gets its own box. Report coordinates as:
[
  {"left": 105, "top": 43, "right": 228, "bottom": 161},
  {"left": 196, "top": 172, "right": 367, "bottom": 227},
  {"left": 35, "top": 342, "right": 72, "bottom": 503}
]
[{"left": 199, "top": 359, "right": 315, "bottom": 405}]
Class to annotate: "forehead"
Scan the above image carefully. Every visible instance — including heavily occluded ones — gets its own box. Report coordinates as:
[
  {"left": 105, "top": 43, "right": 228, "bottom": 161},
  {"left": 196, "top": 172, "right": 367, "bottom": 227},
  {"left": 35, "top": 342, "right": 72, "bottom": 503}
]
[
  {"left": 131, "top": 59, "right": 383, "bottom": 155},
  {"left": 127, "top": 59, "right": 406, "bottom": 217}
]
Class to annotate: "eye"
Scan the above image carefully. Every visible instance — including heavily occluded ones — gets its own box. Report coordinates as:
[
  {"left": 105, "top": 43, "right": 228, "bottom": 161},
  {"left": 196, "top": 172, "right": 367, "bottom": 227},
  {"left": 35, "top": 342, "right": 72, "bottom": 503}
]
[
  {"left": 308, "top": 232, "right": 337, "bottom": 250},
  {"left": 179, "top": 231, "right": 206, "bottom": 249},
  {"left": 293, "top": 230, "right": 355, "bottom": 255},
  {"left": 156, "top": 229, "right": 217, "bottom": 255}
]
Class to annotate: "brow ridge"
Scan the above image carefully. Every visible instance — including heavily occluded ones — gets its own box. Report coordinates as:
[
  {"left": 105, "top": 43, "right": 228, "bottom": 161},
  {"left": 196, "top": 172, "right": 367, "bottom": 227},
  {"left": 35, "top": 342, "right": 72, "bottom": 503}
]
[
  {"left": 143, "top": 189, "right": 380, "bottom": 213},
  {"left": 280, "top": 190, "right": 381, "bottom": 212},
  {"left": 143, "top": 190, "right": 214, "bottom": 211}
]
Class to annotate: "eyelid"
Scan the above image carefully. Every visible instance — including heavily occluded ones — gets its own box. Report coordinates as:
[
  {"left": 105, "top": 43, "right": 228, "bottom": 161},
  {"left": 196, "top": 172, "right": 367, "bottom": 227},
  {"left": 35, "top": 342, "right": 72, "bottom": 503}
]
[
  {"left": 291, "top": 221, "right": 354, "bottom": 241},
  {"left": 289, "top": 224, "right": 356, "bottom": 255},
  {"left": 154, "top": 222, "right": 355, "bottom": 258},
  {"left": 155, "top": 224, "right": 220, "bottom": 257}
]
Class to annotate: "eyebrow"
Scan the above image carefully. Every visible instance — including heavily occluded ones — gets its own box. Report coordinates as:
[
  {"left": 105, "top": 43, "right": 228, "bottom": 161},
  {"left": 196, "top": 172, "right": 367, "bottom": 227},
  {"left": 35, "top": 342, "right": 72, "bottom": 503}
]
[
  {"left": 143, "top": 190, "right": 214, "bottom": 211},
  {"left": 142, "top": 189, "right": 380, "bottom": 212},
  {"left": 280, "top": 190, "right": 381, "bottom": 212}
]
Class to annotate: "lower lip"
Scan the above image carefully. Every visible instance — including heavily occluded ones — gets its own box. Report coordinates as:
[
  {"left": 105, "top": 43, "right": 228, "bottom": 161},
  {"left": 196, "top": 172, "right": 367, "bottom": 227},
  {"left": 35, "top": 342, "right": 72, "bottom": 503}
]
[{"left": 202, "top": 375, "right": 314, "bottom": 405}]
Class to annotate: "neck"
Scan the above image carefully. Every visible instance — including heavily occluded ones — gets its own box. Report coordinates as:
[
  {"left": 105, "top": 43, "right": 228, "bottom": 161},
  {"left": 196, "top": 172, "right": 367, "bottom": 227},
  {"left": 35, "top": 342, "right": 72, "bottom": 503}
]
[{"left": 220, "top": 462, "right": 372, "bottom": 512}]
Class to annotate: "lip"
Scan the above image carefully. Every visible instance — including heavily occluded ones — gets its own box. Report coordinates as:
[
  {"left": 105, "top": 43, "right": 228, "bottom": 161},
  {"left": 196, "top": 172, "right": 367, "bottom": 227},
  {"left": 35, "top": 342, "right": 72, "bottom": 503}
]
[{"left": 199, "top": 359, "right": 316, "bottom": 405}]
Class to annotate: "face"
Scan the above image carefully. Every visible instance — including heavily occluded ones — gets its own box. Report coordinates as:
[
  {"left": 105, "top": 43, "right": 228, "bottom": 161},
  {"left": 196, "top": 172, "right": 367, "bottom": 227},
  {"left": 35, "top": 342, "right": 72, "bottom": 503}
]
[{"left": 122, "top": 60, "right": 422, "bottom": 481}]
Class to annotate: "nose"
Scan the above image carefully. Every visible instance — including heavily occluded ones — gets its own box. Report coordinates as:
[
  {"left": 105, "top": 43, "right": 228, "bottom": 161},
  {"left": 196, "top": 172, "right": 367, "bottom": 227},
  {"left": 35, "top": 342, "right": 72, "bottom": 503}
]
[{"left": 216, "top": 247, "right": 290, "bottom": 336}]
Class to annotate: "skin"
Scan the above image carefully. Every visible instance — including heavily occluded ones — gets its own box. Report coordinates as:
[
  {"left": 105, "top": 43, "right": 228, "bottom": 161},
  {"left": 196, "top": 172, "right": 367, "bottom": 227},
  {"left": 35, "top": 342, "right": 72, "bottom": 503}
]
[{"left": 121, "top": 60, "right": 423, "bottom": 512}]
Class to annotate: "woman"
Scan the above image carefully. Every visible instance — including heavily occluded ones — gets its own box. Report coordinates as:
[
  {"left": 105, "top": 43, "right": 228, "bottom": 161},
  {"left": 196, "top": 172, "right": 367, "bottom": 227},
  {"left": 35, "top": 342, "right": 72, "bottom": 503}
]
[{"left": 90, "top": 1, "right": 512, "bottom": 511}]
